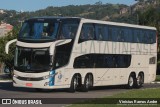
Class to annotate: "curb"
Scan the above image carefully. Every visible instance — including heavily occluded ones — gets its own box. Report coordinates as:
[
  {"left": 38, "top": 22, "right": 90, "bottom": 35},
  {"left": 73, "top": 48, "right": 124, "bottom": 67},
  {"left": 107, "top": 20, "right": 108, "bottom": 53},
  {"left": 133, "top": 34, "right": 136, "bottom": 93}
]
[
  {"left": 0, "top": 80, "right": 12, "bottom": 83},
  {"left": 151, "top": 81, "right": 160, "bottom": 84}
]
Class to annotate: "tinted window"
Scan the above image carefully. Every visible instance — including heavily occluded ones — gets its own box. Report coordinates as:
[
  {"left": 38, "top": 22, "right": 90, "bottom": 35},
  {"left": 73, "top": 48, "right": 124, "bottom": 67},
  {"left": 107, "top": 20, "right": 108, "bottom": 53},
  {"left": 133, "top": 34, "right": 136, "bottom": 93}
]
[
  {"left": 74, "top": 54, "right": 131, "bottom": 68},
  {"left": 78, "top": 23, "right": 156, "bottom": 44},
  {"left": 148, "top": 31, "right": 156, "bottom": 44},
  {"left": 73, "top": 54, "right": 95, "bottom": 68},
  {"left": 95, "top": 24, "right": 108, "bottom": 40},
  {"left": 18, "top": 19, "right": 80, "bottom": 42},
  {"left": 79, "top": 24, "right": 95, "bottom": 42},
  {"left": 58, "top": 21, "right": 79, "bottom": 39},
  {"left": 19, "top": 21, "right": 59, "bottom": 40}
]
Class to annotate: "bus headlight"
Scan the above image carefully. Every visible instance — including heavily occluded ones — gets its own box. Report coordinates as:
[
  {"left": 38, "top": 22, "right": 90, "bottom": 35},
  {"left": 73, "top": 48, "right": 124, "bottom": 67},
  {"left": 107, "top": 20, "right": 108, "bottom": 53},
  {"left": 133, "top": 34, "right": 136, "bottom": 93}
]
[
  {"left": 42, "top": 75, "right": 50, "bottom": 80},
  {"left": 42, "top": 72, "right": 58, "bottom": 80}
]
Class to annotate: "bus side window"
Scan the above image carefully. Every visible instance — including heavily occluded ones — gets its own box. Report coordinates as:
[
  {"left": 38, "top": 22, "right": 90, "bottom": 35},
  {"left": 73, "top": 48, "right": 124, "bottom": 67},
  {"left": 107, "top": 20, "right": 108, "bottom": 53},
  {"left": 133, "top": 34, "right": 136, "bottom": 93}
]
[
  {"left": 87, "top": 27, "right": 94, "bottom": 40},
  {"left": 95, "top": 24, "right": 106, "bottom": 40},
  {"left": 149, "top": 31, "right": 156, "bottom": 44},
  {"left": 117, "top": 28, "right": 121, "bottom": 41},
  {"left": 73, "top": 55, "right": 95, "bottom": 68},
  {"left": 79, "top": 23, "right": 95, "bottom": 43},
  {"left": 124, "top": 28, "right": 131, "bottom": 42},
  {"left": 108, "top": 26, "right": 112, "bottom": 41},
  {"left": 79, "top": 27, "right": 85, "bottom": 42},
  {"left": 120, "top": 29, "right": 125, "bottom": 42},
  {"left": 105, "top": 55, "right": 115, "bottom": 68},
  {"left": 112, "top": 27, "right": 118, "bottom": 41},
  {"left": 135, "top": 30, "right": 141, "bottom": 43},
  {"left": 95, "top": 55, "right": 105, "bottom": 68},
  {"left": 116, "top": 55, "right": 129, "bottom": 68},
  {"left": 142, "top": 30, "right": 147, "bottom": 43}
]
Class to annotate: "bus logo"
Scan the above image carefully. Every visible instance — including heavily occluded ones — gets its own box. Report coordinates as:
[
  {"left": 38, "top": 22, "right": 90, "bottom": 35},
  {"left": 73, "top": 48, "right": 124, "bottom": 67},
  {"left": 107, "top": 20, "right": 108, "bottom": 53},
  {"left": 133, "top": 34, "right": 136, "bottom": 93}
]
[{"left": 58, "top": 73, "right": 62, "bottom": 80}]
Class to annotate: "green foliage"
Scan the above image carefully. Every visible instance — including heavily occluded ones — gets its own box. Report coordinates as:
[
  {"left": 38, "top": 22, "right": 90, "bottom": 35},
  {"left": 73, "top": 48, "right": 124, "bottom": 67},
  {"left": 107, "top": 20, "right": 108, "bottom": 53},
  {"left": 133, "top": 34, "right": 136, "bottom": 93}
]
[
  {"left": 138, "top": 5, "right": 160, "bottom": 52},
  {"left": 139, "top": 7, "right": 160, "bottom": 31},
  {"left": 0, "top": 0, "right": 160, "bottom": 64},
  {"left": 0, "top": 3, "right": 128, "bottom": 26},
  {"left": 156, "top": 75, "right": 160, "bottom": 81},
  {"left": 0, "top": 26, "right": 20, "bottom": 63}
]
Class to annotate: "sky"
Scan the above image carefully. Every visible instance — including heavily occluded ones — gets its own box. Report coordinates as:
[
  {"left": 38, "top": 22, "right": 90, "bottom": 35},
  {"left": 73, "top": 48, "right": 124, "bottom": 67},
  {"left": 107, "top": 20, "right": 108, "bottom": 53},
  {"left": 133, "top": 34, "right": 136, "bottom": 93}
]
[{"left": 0, "top": 0, "right": 137, "bottom": 12}]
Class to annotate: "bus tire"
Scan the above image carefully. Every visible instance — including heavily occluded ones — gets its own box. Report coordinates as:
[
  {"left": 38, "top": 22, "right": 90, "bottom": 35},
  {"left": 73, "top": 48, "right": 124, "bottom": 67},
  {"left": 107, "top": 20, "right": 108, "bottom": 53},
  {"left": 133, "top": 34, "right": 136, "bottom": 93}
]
[
  {"left": 126, "top": 74, "right": 135, "bottom": 89},
  {"left": 35, "top": 88, "right": 43, "bottom": 92},
  {"left": 69, "top": 75, "right": 78, "bottom": 93},
  {"left": 135, "top": 73, "right": 144, "bottom": 88},
  {"left": 82, "top": 74, "right": 93, "bottom": 92},
  {"left": 35, "top": 88, "right": 53, "bottom": 92}
]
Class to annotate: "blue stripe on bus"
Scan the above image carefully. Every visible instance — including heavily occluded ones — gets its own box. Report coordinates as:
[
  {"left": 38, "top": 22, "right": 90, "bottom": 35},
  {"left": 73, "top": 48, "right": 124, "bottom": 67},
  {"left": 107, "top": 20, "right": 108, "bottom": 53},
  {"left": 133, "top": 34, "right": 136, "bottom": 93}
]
[{"left": 49, "top": 70, "right": 55, "bottom": 86}]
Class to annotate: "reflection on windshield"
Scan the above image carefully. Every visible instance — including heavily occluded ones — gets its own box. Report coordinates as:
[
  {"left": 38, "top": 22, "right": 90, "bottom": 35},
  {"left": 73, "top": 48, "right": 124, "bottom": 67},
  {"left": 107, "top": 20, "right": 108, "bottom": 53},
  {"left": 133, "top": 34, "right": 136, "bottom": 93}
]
[
  {"left": 14, "top": 47, "right": 50, "bottom": 72},
  {"left": 19, "top": 19, "right": 79, "bottom": 41},
  {"left": 19, "top": 21, "right": 58, "bottom": 40}
]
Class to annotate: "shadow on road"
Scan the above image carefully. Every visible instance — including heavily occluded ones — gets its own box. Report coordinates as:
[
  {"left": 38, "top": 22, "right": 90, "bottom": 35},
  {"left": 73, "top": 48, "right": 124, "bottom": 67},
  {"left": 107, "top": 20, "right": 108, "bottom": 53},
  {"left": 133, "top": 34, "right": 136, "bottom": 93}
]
[
  {"left": 0, "top": 82, "right": 128, "bottom": 93},
  {"left": 0, "top": 82, "right": 68, "bottom": 93}
]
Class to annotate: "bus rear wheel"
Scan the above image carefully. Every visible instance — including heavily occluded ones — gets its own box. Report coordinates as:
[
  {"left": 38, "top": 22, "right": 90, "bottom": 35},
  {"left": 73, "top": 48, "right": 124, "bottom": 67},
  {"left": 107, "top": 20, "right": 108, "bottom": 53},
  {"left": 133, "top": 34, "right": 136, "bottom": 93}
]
[
  {"left": 135, "top": 73, "right": 144, "bottom": 88},
  {"left": 127, "top": 74, "right": 135, "bottom": 89},
  {"left": 69, "top": 75, "right": 78, "bottom": 93},
  {"left": 82, "top": 74, "right": 93, "bottom": 92}
]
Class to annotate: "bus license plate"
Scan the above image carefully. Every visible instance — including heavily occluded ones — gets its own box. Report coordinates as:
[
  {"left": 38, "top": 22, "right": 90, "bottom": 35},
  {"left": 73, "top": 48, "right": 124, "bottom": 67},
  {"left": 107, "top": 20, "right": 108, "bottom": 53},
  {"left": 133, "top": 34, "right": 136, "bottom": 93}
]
[{"left": 26, "top": 83, "right": 32, "bottom": 87}]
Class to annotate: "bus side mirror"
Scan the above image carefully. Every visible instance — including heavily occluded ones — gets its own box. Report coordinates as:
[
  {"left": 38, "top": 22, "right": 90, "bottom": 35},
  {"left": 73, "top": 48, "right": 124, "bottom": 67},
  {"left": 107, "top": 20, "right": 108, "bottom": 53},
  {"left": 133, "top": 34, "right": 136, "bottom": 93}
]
[{"left": 5, "top": 39, "right": 17, "bottom": 54}]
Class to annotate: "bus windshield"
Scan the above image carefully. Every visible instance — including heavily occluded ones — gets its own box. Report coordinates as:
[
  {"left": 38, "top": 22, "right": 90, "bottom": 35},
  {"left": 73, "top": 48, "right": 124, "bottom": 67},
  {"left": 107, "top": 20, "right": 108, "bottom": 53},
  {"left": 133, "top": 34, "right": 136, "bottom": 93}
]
[
  {"left": 18, "top": 19, "right": 79, "bottom": 41},
  {"left": 14, "top": 47, "right": 51, "bottom": 72}
]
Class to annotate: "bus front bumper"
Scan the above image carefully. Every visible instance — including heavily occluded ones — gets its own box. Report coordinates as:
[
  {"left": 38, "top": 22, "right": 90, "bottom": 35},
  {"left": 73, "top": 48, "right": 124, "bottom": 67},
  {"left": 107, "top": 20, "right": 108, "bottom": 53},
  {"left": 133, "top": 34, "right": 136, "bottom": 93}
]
[{"left": 13, "top": 76, "right": 70, "bottom": 89}]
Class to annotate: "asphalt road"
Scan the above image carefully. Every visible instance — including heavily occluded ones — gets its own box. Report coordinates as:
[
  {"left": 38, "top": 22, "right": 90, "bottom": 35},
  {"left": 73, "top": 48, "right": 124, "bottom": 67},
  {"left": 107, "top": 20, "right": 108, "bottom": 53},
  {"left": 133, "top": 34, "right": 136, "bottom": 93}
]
[{"left": 0, "top": 82, "right": 159, "bottom": 107}]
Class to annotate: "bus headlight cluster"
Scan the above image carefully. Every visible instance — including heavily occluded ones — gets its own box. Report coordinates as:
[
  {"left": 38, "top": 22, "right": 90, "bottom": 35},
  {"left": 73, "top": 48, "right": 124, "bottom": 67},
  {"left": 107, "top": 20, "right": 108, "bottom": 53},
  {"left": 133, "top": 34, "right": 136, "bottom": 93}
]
[
  {"left": 42, "top": 75, "right": 50, "bottom": 80},
  {"left": 42, "top": 73, "right": 58, "bottom": 80}
]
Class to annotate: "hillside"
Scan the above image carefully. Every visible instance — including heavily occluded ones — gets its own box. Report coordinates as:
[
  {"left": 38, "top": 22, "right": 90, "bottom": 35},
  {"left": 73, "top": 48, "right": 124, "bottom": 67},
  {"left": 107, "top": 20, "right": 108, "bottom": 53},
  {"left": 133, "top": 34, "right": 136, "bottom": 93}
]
[
  {"left": 0, "top": 2, "right": 129, "bottom": 26},
  {"left": 0, "top": 0, "right": 160, "bottom": 73},
  {"left": 0, "top": 0, "right": 160, "bottom": 27}
]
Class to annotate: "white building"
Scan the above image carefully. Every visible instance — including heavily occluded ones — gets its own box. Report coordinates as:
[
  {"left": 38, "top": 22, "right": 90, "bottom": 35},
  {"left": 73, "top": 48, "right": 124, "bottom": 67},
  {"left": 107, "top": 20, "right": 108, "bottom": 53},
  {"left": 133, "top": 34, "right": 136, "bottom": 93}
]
[{"left": 0, "top": 22, "right": 13, "bottom": 37}]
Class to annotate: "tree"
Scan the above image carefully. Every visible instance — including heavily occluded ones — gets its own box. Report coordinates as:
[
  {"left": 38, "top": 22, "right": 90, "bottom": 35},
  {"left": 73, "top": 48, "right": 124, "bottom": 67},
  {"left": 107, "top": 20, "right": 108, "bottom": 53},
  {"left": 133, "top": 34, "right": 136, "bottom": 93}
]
[{"left": 0, "top": 26, "right": 20, "bottom": 65}]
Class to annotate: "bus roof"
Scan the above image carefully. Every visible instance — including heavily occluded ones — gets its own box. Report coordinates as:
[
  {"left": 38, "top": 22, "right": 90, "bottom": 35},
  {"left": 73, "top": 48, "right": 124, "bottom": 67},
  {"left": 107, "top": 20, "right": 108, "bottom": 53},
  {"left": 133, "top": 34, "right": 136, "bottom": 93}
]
[
  {"left": 26, "top": 16, "right": 81, "bottom": 21},
  {"left": 81, "top": 18, "right": 157, "bottom": 30},
  {"left": 26, "top": 17, "right": 156, "bottom": 30}
]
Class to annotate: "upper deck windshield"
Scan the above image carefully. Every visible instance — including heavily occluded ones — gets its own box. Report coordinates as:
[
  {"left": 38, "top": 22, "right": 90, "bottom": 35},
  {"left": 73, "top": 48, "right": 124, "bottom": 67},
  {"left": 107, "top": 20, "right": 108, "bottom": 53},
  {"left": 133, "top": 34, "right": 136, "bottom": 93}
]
[{"left": 18, "top": 18, "right": 80, "bottom": 42}]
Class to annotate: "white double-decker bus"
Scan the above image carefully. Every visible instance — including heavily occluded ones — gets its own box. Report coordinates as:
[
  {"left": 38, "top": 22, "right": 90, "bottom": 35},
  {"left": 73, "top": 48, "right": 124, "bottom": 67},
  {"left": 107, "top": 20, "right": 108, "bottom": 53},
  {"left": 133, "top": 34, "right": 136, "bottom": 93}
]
[{"left": 6, "top": 17, "right": 157, "bottom": 92}]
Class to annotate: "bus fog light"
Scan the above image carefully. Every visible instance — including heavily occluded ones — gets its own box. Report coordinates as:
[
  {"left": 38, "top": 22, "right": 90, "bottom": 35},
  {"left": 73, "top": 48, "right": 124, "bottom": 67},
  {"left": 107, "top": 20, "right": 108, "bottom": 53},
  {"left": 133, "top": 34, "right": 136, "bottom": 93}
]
[
  {"left": 44, "top": 82, "right": 49, "bottom": 86},
  {"left": 13, "top": 74, "right": 18, "bottom": 78},
  {"left": 44, "top": 81, "right": 53, "bottom": 86}
]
